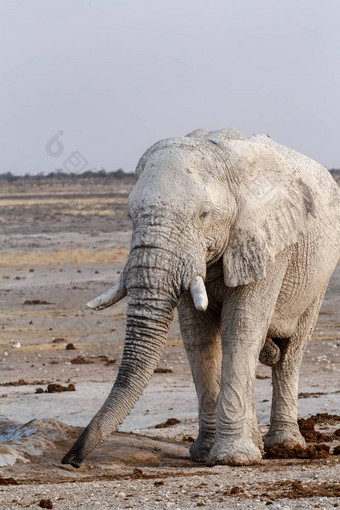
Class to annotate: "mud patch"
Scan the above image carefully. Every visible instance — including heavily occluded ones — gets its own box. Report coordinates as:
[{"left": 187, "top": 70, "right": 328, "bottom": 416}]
[
  {"left": 309, "top": 413, "right": 340, "bottom": 424},
  {"left": 154, "top": 368, "right": 173, "bottom": 374},
  {"left": 70, "top": 356, "right": 94, "bottom": 365},
  {"left": 0, "top": 476, "right": 19, "bottom": 486},
  {"left": 47, "top": 383, "right": 75, "bottom": 393},
  {"left": 24, "top": 300, "right": 53, "bottom": 305},
  {"left": 0, "top": 379, "right": 46, "bottom": 387},
  {"left": 298, "top": 391, "right": 326, "bottom": 398},
  {"left": 264, "top": 443, "right": 330, "bottom": 459},
  {"left": 258, "top": 480, "right": 340, "bottom": 499}
]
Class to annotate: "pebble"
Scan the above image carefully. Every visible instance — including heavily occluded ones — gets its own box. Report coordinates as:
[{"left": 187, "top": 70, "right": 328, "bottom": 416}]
[{"left": 12, "top": 342, "right": 21, "bottom": 349}]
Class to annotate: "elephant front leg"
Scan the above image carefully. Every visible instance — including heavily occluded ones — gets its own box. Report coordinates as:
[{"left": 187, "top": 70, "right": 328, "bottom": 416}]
[
  {"left": 206, "top": 324, "right": 264, "bottom": 466},
  {"left": 206, "top": 273, "right": 288, "bottom": 466},
  {"left": 178, "top": 295, "right": 222, "bottom": 463}
]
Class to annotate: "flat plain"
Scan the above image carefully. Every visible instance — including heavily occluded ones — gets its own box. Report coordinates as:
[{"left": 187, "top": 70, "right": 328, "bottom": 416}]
[{"left": 0, "top": 175, "right": 339, "bottom": 509}]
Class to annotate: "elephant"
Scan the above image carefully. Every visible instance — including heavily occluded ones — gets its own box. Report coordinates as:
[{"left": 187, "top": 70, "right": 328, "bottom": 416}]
[{"left": 62, "top": 128, "right": 340, "bottom": 467}]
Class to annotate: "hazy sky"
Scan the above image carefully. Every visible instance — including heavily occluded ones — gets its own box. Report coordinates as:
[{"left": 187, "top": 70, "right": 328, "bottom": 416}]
[{"left": 1, "top": 0, "right": 339, "bottom": 175}]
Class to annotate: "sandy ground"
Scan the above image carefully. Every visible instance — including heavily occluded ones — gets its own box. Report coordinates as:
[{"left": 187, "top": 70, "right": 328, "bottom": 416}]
[{"left": 0, "top": 176, "right": 339, "bottom": 509}]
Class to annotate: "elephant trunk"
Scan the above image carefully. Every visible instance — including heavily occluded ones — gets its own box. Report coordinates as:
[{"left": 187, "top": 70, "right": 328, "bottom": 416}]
[{"left": 62, "top": 244, "right": 201, "bottom": 467}]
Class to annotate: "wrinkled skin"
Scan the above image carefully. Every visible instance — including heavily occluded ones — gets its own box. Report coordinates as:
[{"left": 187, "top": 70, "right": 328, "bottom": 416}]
[{"left": 62, "top": 129, "right": 340, "bottom": 468}]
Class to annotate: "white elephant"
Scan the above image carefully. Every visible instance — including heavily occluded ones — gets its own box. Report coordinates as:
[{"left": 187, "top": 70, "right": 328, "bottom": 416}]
[{"left": 62, "top": 129, "right": 340, "bottom": 467}]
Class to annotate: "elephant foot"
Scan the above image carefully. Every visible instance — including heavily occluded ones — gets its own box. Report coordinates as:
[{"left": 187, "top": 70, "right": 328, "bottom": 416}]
[
  {"left": 252, "top": 425, "right": 264, "bottom": 453},
  {"left": 190, "top": 434, "right": 215, "bottom": 463},
  {"left": 206, "top": 438, "right": 262, "bottom": 466},
  {"left": 264, "top": 425, "right": 306, "bottom": 451}
]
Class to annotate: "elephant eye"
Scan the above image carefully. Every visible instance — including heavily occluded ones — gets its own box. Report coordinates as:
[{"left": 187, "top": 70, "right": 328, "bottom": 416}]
[{"left": 199, "top": 205, "right": 211, "bottom": 220}]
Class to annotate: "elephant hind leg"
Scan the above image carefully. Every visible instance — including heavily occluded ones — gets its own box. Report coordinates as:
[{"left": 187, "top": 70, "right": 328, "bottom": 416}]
[{"left": 265, "top": 292, "right": 326, "bottom": 450}]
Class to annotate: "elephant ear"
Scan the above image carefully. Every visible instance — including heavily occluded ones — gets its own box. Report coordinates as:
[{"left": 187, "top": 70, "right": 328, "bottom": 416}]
[{"left": 222, "top": 139, "right": 317, "bottom": 287}]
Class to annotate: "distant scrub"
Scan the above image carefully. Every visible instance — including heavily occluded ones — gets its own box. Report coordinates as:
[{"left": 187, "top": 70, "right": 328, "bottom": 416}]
[
  {"left": 0, "top": 169, "right": 136, "bottom": 182},
  {"left": 1, "top": 168, "right": 339, "bottom": 184}
]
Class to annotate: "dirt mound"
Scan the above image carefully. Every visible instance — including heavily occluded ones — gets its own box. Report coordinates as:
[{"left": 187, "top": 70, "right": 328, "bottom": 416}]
[
  {"left": 264, "top": 443, "right": 330, "bottom": 459},
  {"left": 309, "top": 413, "right": 340, "bottom": 424},
  {"left": 298, "top": 416, "right": 340, "bottom": 442},
  {"left": 0, "top": 419, "right": 78, "bottom": 467}
]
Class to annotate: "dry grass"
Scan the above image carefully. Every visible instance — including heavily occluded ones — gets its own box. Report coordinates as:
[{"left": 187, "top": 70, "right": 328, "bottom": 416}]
[{"left": 0, "top": 248, "right": 129, "bottom": 266}]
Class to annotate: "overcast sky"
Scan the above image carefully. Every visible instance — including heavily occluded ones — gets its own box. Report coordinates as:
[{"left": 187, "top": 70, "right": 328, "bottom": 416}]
[{"left": 1, "top": 0, "right": 339, "bottom": 175}]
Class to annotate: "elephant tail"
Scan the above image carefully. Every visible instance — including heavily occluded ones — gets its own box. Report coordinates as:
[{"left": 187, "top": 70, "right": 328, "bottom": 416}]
[{"left": 259, "top": 337, "right": 281, "bottom": 367}]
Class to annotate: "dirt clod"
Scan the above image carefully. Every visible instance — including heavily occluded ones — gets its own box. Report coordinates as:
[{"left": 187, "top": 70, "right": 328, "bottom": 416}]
[
  {"left": 51, "top": 337, "right": 66, "bottom": 343},
  {"left": 0, "top": 379, "right": 46, "bottom": 387},
  {"left": 333, "top": 445, "right": 340, "bottom": 455},
  {"left": 155, "top": 418, "right": 181, "bottom": 429},
  {"left": 264, "top": 443, "right": 330, "bottom": 459},
  {"left": 46, "top": 383, "right": 76, "bottom": 393},
  {"left": 47, "top": 384, "right": 65, "bottom": 393},
  {"left": 0, "top": 476, "right": 18, "bottom": 486},
  {"left": 70, "top": 356, "right": 94, "bottom": 364},
  {"left": 66, "top": 343, "right": 76, "bottom": 350},
  {"left": 39, "top": 499, "right": 53, "bottom": 509},
  {"left": 132, "top": 468, "right": 144, "bottom": 479},
  {"left": 230, "top": 486, "right": 243, "bottom": 495},
  {"left": 154, "top": 480, "right": 164, "bottom": 487},
  {"left": 24, "top": 300, "right": 53, "bottom": 305},
  {"left": 298, "top": 417, "right": 326, "bottom": 442},
  {"left": 154, "top": 367, "right": 173, "bottom": 373},
  {"left": 182, "top": 435, "right": 195, "bottom": 442},
  {"left": 309, "top": 413, "right": 340, "bottom": 424},
  {"left": 96, "top": 355, "right": 117, "bottom": 365}
]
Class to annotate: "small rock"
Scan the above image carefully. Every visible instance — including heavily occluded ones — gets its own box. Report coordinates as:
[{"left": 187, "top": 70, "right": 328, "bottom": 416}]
[
  {"left": 39, "top": 499, "right": 53, "bottom": 509},
  {"left": 12, "top": 343, "right": 21, "bottom": 349}
]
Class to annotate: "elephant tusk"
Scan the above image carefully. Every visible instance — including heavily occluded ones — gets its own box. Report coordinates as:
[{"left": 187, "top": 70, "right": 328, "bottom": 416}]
[
  {"left": 190, "top": 276, "right": 208, "bottom": 311},
  {"left": 86, "top": 283, "right": 127, "bottom": 311}
]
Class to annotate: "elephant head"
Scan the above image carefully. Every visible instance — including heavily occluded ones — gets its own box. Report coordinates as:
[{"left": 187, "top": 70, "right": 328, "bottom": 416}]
[{"left": 62, "top": 129, "right": 316, "bottom": 467}]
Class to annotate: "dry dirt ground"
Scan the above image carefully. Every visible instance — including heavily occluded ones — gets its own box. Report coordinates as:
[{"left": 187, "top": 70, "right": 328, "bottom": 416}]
[{"left": 0, "top": 176, "right": 339, "bottom": 510}]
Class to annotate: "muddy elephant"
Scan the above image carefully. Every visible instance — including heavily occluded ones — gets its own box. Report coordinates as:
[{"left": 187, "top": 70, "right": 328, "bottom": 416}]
[{"left": 62, "top": 128, "right": 340, "bottom": 467}]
